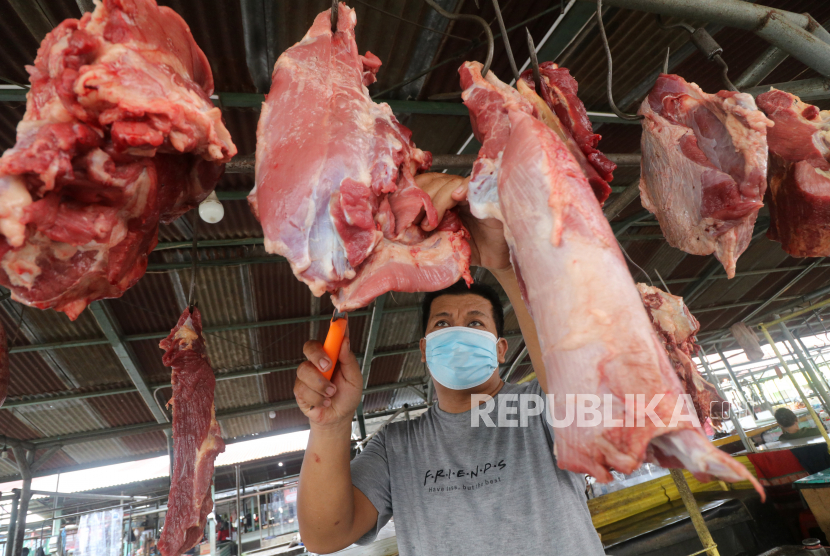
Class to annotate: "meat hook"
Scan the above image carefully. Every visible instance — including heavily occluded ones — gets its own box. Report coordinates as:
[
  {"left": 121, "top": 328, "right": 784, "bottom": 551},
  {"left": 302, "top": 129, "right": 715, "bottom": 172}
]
[
  {"left": 655, "top": 15, "right": 738, "bottom": 92},
  {"left": 596, "top": 0, "right": 643, "bottom": 121},
  {"left": 331, "top": 0, "right": 339, "bottom": 33},
  {"left": 490, "top": 0, "right": 520, "bottom": 82},
  {"left": 423, "top": 0, "right": 494, "bottom": 77},
  {"left": 525, "top": 28, "right": 543, "bottom": 95}
]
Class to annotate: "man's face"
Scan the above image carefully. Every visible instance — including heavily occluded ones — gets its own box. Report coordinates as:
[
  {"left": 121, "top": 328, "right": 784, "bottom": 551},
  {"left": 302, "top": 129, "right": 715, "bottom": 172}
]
[{"left": 419, "top": 293, "right": 509, "bottom": 364}]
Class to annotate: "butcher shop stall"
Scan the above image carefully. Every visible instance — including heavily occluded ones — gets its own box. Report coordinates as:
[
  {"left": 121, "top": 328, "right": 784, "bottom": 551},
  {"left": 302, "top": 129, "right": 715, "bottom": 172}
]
[{"left": 1, "top": 0, "right": 830, "bottom": 555}]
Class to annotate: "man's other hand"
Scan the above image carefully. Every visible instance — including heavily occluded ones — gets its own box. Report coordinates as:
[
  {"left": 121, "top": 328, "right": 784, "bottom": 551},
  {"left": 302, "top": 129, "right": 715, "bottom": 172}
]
[
  {"left": 294, "top": 334, "right": 363, "bottom": 428},
  {"left": 414, "top": 172, "right": 511, "bottom": 272}
]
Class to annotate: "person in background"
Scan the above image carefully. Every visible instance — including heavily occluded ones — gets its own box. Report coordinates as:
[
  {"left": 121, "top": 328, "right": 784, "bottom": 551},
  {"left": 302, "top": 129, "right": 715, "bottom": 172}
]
[{"left": 775, "top": 407, "right": 822, "bottom": 441}]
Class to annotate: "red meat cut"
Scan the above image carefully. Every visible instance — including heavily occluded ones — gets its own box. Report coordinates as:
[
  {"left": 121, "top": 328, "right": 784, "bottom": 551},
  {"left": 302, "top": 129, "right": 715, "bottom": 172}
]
[
  {"left": 0, "top": 0, "right": 236, "bottom": 320},
  {"left": 250, "top": 3, "right": 470, "bottom": 311},
  {"left": 519, "top": 62, "right": 615, "bottom": 203},
  {"left": 0, "top": 323, "right": 7, "bottom": 408},
  {"left": 639, "top": 75, "right": 772, "bottom": 278},
  {"left": 756, "top": 89, "right": 830, "bottom": 257},
  {"left": 158, "top": 307, "right": 224, "bottom": 556},
  {"left": 461, "top": 61, "right": 762, "bottom": 495},
  {"left": 637, "top": 284, "right": 726, "bottom": 424}
]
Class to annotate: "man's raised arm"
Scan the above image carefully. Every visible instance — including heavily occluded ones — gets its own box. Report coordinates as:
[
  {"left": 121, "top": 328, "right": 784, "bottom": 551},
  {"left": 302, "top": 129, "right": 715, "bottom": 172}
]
[{"left": 294, "top": 337, "right": 378, "bottom": 553}]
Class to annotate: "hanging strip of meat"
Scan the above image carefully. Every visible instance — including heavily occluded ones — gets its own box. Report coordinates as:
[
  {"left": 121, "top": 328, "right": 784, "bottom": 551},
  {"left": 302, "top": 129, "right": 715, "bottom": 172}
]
[
  {"left": 159, "top": 308, "right": 225, "bottom": 556},
  {"left": 756, "top": 89, "right": 830, "bottom": 257},
  {"left": 518, "top": 62, "right": 615, "bottom": 203},
  {"left": 0, "top": 0, "right": 236, "bottom": 320},
  {"left": 637, "top": 284, "right": 726, "bottom": 424},
  {"left": 250, "top": 2, "right": 470, "bottom": 311},
  {"left": 460, "top": 61, "right": 763, "bottom": 496},
  {"left": 638, "top": 75, "right": 771, "bottom": 278},
  {"left": 0, "top": 323, "right": 7, "bottom": 408}
]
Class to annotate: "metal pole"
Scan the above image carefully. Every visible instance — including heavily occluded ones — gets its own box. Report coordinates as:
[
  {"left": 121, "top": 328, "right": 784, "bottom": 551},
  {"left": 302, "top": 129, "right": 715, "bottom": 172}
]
[
  {"left": 579, "top": 0, "right": 830, "bottom": 76},
  {"left": 758, "top": 325, "right": 830, "bottom": 453},
  {"left": 670, "top": 469, "right": 720, "bottom": 556},
  {"left": 781, "top": 339, "right": 827, "bottom": 413},
  {"left": 6, "top": 490, "right": 20, "bottom": 556},
  {"left": 715, "top": 347, "right": 753, "bottom": 418},
  {"left": 779, "top": 322, "right": 830, "bottom": 414},
  {"left": 235, "top": 465, "right": 242, "bottom": 556},
  {"left": 10, "top": 448, "right": 32, "bottom": 556},
  {"left": 210, "top": 483, "right": 216, "bottom": 556},
  {"left": 258, "top": 494, "right": 263, "bottom": 545},
  {"left": 698, "top": 349, "right": 754, "bottom": 452}
]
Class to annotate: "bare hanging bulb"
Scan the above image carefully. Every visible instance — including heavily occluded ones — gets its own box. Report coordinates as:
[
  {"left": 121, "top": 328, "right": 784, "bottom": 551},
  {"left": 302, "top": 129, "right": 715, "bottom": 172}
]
[{"left": 199, "top": 191, "right": 224, "bottom": 223}]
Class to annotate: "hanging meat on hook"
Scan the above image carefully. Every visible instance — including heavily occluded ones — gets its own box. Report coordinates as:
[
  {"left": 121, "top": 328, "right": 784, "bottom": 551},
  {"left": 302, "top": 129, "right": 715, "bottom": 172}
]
[
  {"left": 638, "top": 75, "right": 772, "bottom": 278},
  {"left": 250, "top": 2, "right": 470, "bottom": 311},
  {"left": 756, "top": 89, "right": 830, "bottom": 257},
  {"left": 460, "top": 61, "right": 763, "bottom": 496},
  {"left": 518, "top": 62, "right": 615, "bottom": 204},
  {"left": 0, "top": 0, "right": 236, "bottom": 320},
  {"left": 637, "top": 284, "right": 726, "bottom": 424},
  {"left": 159, "top": 307, "right": 224, "bottom": 556}
]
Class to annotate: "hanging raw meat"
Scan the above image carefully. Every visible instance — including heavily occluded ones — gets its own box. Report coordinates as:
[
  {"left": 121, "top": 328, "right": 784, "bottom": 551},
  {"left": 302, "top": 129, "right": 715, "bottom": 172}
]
[
  {"left": 0, "top": 323, "right": 7, "bottom": 408},
  {"left": 0, "top": 0, "right": 236, "bottom": 320},
  {"left": 756, "top": 89, "right": 830, "bottom": 257},
  {"left": 460, "top": 62, "right": 762, "bottom": 495},
  {"left": 159, "top": 307, "right": 224, "bottom": 556},
  {"left": 637, "top": 284, "right": 726, "bottom": 424},
  {"left": 519, "top": 62, "right": 615, "bottom": 203},
  {"left": 250, "top": 3, "right": 470, "bottom": 310},
  {"left": 639, "top": 74, "right": 772, "bottom": 278}
]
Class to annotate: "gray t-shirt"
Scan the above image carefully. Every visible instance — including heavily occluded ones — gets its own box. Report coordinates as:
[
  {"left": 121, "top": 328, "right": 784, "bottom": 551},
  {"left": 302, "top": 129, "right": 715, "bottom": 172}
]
[{"left": 350, "top": 380, "right": 605, "bottom": 555}]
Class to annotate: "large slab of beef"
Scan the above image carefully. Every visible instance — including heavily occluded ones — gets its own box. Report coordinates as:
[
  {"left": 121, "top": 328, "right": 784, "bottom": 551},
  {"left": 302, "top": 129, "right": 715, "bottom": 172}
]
[
  {"left": 639, "top": 75, "right": 772, "bottom": 278},
  {"left": 518, "top": 62, "right": 615, "bottom": 203},
  {"left": 159, "top": 307, "right": 224, "bottom": 556},
  {"left": 0, "top": 323, "right": 7, "bottom": 408},
  {"left": 637, "top": 284, "right": 725, "bottom": 424},
  {"left": 460, "top": 62, "right": 762, "bottom": 495},
  {"left": 0, "top": 0, "right": 236, "bottom": 320},
  {"left": 249, "top": 3, "right": 470, "bottom": 310},
  {"left": 756, "top": 89, "right": 830, "bottom": 257}
]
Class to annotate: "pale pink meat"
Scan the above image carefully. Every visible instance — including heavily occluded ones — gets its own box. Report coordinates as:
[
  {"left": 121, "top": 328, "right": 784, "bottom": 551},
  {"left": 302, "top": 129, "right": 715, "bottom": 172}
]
[
  {"left": 461, "top": 62, "right": 762, "bottom": 495},
  {"left": 251, "top": 3, "right": 470, "bottom": 310},
  {"left": 639, "top": 75, "right": 772, "bottom": 278},
  {"left": 637, "top": 284, "right": 726, "bottom": 424},
  {"left": 0, "top": 0, "right": 236, "bottom": 320},
  {"left": 756, "top": 89, "right": 830, "bottom": 257}
]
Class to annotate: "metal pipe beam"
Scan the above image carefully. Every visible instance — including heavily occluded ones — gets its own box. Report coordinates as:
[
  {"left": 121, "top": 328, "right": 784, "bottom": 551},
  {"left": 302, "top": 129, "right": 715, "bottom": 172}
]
[
  {"left": 356, "top": 295, "right": 387, "bottom": 438},
  {"left": 779, "top": 322, "right": 830, "bottom": 414},
  {"left": 698, "top": 350, "right": 753, "bottom": 452},
  {"left": 7, "top": 0, "right": 53, "bottom": 43},
  {"left": 89, "top": 301, "right": 169, "bottom": 424},
  {"left": 715, "top": 346, "right": 751, "bottom": 412},
  {"left": 579, "top": 0, "right": 830, "bottom": 76},
  {"left": 743, "top": 76, "right": 830, "bottom": 101},
  {"left": 10, "top": 447, "right": 32, "bottom": 556},
  {"left": 734, "top": 45, "right": 788, "bottom": 89}
]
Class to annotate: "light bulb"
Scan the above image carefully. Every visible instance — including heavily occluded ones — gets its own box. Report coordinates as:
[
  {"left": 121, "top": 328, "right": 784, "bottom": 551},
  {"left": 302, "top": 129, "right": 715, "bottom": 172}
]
[{"left": 199, "top": 191, "right": 224, "bottom": 223}]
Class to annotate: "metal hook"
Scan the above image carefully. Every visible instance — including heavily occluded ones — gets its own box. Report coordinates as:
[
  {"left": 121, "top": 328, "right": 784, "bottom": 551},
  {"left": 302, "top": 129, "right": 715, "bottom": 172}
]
[
  {"left": 596, "top": 0, "right": 643, "bottom": 121},
  {"left": 424, "top": 0, "right": 494, "bottom": 77},
  {"left": 525, "top": 28, "right": 542, "bottom": 95},
  {"left": 656, "top": 15, "right": 738, "bottom": 92},
  {"left": 331, "top": 0, "right": 339, "bottom": 33},
  {"left": 490, "top": 0, "right": 520, "bottom": 82}
]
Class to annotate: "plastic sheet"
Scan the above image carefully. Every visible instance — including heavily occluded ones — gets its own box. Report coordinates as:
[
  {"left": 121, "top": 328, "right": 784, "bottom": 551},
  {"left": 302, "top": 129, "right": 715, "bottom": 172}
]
[{"left": 77, "top": 508, "right": 123, "bottom": 556}]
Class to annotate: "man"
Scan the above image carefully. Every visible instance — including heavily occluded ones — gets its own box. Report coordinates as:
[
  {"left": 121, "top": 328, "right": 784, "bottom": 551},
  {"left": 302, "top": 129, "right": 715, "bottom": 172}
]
[
  {"left": 292, "top": 175, "right": 605, "bottom": 555},
  {"left": 775, "top": 407, "right": 822, "bottom": 441}
]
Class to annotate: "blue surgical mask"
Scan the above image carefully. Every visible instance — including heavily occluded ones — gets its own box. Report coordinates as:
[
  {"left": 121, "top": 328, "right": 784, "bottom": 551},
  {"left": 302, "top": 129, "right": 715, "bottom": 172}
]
[{"left": 425, "top": 327, "right": 499, "bottom": 390}]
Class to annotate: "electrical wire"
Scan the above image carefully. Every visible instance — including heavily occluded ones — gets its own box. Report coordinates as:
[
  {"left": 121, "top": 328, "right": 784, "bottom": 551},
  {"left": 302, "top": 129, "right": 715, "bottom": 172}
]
[{"left": 351, "top": 0, "right": 472, "bottom": 42}]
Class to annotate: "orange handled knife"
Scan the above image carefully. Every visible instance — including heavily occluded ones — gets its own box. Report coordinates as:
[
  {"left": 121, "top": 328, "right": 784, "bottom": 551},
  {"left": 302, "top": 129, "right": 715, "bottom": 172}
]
[{"left": 321, "top": 310, "right": 347, "bottom": 381}]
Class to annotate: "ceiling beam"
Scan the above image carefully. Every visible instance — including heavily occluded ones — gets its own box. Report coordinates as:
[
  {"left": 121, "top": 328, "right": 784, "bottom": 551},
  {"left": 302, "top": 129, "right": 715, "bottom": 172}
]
[
  {"left": 88, "top": 301, "right": 169, "bottom": 424},
  {"left": 7, "top": 0, "right": 54, "bottom": 43},
  {"left": 30, "top": 377, "right": 427, "bottom": 449}
]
